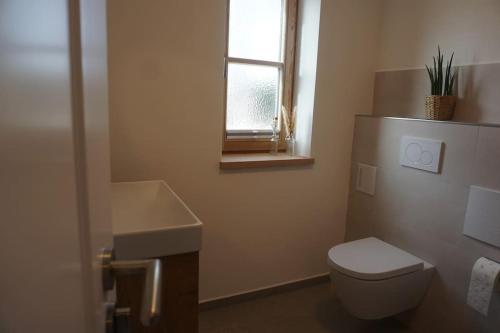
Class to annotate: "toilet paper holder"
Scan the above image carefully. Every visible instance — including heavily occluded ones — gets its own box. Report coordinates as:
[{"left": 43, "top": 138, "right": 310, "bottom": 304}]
[{"left": 467, "top": 257, "right": 500, "bottom": 316}]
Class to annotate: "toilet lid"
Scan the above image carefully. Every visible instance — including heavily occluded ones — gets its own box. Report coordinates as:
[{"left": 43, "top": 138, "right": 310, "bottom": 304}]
[{"left": 328, "top": 237, "right": 424, "bottom": 280}]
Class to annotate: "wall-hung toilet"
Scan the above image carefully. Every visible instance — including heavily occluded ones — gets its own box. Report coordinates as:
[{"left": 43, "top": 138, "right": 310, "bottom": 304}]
[{"left": 327, "top": 237, "right": 434, "bottom": 320}]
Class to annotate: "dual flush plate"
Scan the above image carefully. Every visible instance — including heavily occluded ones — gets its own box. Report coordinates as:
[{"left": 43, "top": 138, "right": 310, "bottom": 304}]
[{"left": 399, "top": 136, "right": 443, "bottom": 173}]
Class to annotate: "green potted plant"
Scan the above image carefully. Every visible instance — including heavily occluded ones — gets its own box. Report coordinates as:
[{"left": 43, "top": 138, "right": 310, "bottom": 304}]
[{"left": 425, "top": 47, "right": 457, "bottom": 120}]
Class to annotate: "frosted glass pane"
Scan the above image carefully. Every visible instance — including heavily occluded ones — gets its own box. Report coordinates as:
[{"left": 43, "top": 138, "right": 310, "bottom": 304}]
[
  {"left": 226, "top": 63, "right": 280, "bottom": 131},
  {"left": 228, "top": 0, "right": 284, "bottom": 62}
]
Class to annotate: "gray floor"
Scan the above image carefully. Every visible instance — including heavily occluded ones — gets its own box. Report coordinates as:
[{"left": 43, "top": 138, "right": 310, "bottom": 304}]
[{"left": 199, "top": 282, "right": 412, "bottom": 333}]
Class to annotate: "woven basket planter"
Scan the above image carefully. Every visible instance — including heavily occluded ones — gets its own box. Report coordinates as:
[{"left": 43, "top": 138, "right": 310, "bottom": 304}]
[{"left": 425, "top": 95, "right": 456, "bottom": 121}]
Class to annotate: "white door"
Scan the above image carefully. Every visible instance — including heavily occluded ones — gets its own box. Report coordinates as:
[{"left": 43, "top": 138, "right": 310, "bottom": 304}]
[{"left": 0, "top": 0, "right": 112, "bottom": 332}]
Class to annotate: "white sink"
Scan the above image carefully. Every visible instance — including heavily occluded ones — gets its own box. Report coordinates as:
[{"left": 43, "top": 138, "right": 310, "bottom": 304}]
[{"left": 111, "top": 180, "right": 202, "bottom": 260}]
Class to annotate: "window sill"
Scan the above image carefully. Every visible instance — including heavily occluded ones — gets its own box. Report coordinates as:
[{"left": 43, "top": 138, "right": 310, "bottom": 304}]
[{"left": 220, "top": 153, "right": 315, "bottom": 170}]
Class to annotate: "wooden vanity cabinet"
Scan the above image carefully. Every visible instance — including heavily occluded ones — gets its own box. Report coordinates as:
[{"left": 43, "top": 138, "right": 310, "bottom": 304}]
[{"left": 116, "top": 252, "right": 199, "bottom": 333}]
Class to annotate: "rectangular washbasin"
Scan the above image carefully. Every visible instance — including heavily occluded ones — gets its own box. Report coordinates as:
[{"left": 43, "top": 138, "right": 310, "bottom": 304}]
[{"left": 111, "top": 180, "right": 202, "bottom": 260}]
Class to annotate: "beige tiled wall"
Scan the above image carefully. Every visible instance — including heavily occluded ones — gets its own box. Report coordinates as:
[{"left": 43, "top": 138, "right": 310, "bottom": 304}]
[
  {"left": 373, "top": 63, "right": 500, "bottom": 124},
  {"left": 346, "top": 115, "right": 500, "bottom": 333}
]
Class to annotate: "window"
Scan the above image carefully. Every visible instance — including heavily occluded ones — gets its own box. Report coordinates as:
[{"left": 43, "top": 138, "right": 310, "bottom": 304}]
[{"left": 223, "top": 0, "right": 298, "bottom": 152}]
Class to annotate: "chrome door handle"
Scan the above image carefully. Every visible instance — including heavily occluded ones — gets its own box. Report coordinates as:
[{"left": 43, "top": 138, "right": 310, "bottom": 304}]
[
  {"left": 111, "top": 259, "right": 161, "bottom": 326},
  {"left": 101, "top": 249, "right": 162, "bottom": 327}
]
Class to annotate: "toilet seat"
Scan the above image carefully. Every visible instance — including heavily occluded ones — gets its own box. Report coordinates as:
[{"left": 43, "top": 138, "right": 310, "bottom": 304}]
[{"left": 328, "top": 237, "right": 424, "bottom": 281}]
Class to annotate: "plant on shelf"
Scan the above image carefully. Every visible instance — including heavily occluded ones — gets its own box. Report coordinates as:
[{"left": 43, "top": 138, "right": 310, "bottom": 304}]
[{"left": 424, "top": 46, "right": 458, "bottom": 121}]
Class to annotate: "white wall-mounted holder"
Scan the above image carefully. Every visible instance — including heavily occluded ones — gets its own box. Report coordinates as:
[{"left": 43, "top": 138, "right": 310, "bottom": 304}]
[
  {"left": 399, "top": 136, "right": 443, "bottom": 173},
  {"left": 463, "top": 186, "right": 500, "bottom": 249}
]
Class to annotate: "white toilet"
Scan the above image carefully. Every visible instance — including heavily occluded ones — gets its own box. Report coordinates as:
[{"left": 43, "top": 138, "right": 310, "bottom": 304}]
[{"left": 327, "top": 237, "right": 434, "bottom": 320}]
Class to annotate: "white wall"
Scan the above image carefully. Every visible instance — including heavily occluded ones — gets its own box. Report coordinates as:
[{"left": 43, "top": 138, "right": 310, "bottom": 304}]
[
  {"left": 373, "top": 0, "right": 500, "bottom": 124},
  {"left": 377, "top": 0, "right": 500, "bottom": 70},
  {"left": 293, "top": 0, "right": 321, "bottom": 156},
  {"left": 107, "top": 0, "right": 380, "bottom": 300}
]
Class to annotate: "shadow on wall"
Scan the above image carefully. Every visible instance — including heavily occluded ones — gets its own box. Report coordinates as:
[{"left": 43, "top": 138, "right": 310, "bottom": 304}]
[
  {"left": 455, "top": 64, "right": 500, "bottom": 124},
  {"left": 407, "top": 272, "right": 476, "bottom": 332},
  {"left": 373, "top": 62, "right": 500, "bottom": 124}
]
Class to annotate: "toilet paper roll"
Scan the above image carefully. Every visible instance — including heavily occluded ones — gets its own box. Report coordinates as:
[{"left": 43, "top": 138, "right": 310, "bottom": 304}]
[{"left": 467, "top": 257, "right": 500, "bottom": 316}]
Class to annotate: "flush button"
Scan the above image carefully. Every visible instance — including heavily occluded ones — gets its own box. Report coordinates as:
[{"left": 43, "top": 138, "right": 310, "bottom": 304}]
[
  {"left": 405, "top": 143, "right": 422, "bottom": 163},
  {"left": 400, "top": 136, "right": 443, "bottom": 173},
  {"left": 420, "top": 151, "right": 434, "bottom": 165}
]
